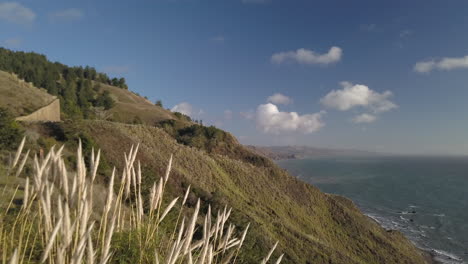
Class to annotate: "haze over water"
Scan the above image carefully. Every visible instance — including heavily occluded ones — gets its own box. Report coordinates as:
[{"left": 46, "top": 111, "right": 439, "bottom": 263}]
[{"left": 277, "top": 156, "right": 468, "bottom": 263}]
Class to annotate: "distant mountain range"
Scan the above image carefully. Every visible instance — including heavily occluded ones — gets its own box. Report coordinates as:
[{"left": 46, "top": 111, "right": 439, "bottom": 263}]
[{"left": 247, "top": 145, "right": 379, "bottom": 160}]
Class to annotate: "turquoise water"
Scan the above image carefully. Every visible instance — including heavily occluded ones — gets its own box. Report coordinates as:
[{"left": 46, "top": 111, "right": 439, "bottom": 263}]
[{"left": 277, "top": 156, "right": 468, "bottom": 263}]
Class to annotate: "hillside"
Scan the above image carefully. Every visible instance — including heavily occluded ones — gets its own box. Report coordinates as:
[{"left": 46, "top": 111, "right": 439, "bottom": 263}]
[
  {"left": 96, "top": 83, "right": 184, "bottom": 125},
  {"left": 19, "top": 120, "right": 429, "bottom": 263},
  {"left": 0, "top": 68, "right": 184, "bottom": 126},
  {"left": 0, "top": 70, "right": 56, "bottom": 117}
]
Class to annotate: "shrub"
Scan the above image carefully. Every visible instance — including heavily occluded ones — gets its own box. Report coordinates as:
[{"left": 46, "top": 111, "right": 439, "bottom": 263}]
[
  {"left": 95, "top": 90, "right": 116, "bottom": 110},
  {"left": 174, "top": 112, "right": 192, "bottom": 122},
  {"left": 0, "top": 108, "right": 23, "bottom": 150}
]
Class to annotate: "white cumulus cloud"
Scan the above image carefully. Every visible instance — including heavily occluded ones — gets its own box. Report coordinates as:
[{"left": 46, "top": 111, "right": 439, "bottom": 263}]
[
  {"left": 320, "top": 81, "right": 397, "bottom": 113},
  {"left": 414, "top": 55, "right": 468, "bottom": 73},
  {"left": 267, "top": 93, "right": 292, "bottom": 105},
  {"left": 171, "top": 102, "right": 194, "bottom": 116},
  {"left": 352, "top": 113, "right": 377, "bottom": 124},
  {"left": 414, "top": 61, "right": 436, "bottom": 73},
  {"left": 256, "top": 103, "right": 325, "bottom": 134},
  {"left": 271, "top": 46, "right": 342, "bottom": 65},
  {"left": 0, "top": 2, "right": 35, "bottom": 24},
  {"left": 49, "top": 8, "right": 84, "bottom": 22}
]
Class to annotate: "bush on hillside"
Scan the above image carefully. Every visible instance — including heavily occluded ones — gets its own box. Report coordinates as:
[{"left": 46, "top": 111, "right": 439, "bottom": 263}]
[
  {"left": 0, "top": 108, "right": 23, "bottom": 150},
  {"left": 174, "top": 112, "right": 192, "bottom": 122},
  {"left": 95, "top": 90, "right": 116, "bottom": 110},
  {"left": 176, "top": 125, "right": 226, "bottom": 149},
  {"left": 155, "top": 100, "right": 163, "bottom": 107},
  {"left": 157, "top": 121, "right": 228, "bottom": 152},
  {"left": 156, "top": 121, "right": 272, "bottom": 167}
]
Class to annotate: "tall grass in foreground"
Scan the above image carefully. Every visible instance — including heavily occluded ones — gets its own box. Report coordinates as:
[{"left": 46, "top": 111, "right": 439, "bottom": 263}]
[{"left": 0, "top": 138, "right": 283, "bottom": 264}]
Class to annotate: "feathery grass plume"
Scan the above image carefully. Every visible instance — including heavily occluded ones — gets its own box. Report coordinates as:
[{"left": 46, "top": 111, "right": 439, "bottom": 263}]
[
  {"left": 91, "top": 149, "right": 101, "bottom": 183},
  {"left": 8, "top": 249, "right": 18, "bottom": 264},
  {"left": 154, "top": 252, "right": 160, "bottom": 264},
  {"left": 164, "top": 154, "right": 173, "bottom": 184},
  {"left": 11, "top": 137, "right": 26, "bottom": 170},
  {"left": 197, "top": 208, "right": 211, "bottom": 264},
  {"left": 149, "top": 181, "right": 158, "bottom": 211},
  {"left": 40, "top": 217, "right": 63, "bottom": 263},
  {"left": 182, "top": 185, "right": 191, "bottom": 206},
  {"left": 158, "top": 197, "right": 180, "bottom": 223},
  {"left": 207, "top": 245, "right": 213, "bottom": 264},
  {"left": 188, "top": 252, "right": 194, "bottom": 264},
  {"left": 218, "top": 206, "right": 227, "bottom": 243},
  {"left": 155, "top": 178, "right": 163, "bottom": 206},
  {"left": 183, "top": 199, "right": 200, "bottom": 255},
  {"left": 238, "top": 223, "right": 250, "bottom": 250},
  {"left": 232, "top": 222, "right": 250, "bottom": 263},
  {"left": 22, "top": 177, "right": 30, "bottom": 210},
  {"left": 261, "top": 241, "right": 279, "bottom": 264},
  {"left": 274, "top": 254, "right": 284, "bottom": 264},
  {"left": 14, "top": 149, "right": 29, "bottom": 178},
  {"left": 104, "top": 168, "right": 116, "bottom": 214}
]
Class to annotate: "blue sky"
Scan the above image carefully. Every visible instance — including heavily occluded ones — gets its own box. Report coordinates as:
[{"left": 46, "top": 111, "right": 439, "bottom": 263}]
[{"left": 2, "top": 0, "right": 468, "bottom": 155}]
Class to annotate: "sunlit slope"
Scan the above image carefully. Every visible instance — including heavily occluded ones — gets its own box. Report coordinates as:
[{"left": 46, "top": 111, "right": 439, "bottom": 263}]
[
  {"left": 79, "top": 120, "right": 428, "bottom": 264},
  {"left": 97, "top": 83, "right": 181, "bottom": 125},
  {"left": 0, "top": 70, "right": 56, "bottom": 117}
]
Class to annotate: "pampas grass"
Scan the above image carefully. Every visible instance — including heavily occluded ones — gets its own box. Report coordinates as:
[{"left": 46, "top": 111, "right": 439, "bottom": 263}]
[{"left": 1, "top": 137, "right": 283, "bottom": 264}]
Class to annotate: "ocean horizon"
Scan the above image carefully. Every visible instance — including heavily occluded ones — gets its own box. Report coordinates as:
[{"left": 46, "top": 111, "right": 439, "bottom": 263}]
[{"left": 277, "top": 155, "right": 468, "bottom": 264}]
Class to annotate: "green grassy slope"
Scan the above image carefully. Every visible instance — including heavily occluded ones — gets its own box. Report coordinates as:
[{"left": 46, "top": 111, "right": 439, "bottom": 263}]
[
  {"left": 97, "top": 83, "right": 183, "bottom": 125},
  {"left": 0, "top": 70, "right": 56, "bottom": 116},
  {"left": 36, "top": 120, "right": 426, "bottom": 264}
]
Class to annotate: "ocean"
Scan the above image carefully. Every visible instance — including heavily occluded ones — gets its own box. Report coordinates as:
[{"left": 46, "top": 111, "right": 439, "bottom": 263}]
[{"left": 276, "top": 155, "right": 468, "bottom": 263}]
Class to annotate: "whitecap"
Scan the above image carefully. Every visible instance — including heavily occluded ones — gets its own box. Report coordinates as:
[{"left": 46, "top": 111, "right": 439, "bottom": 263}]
[
  {"left": 400, "top": 216, "right": 409, "bottom": 222},
  {"left": 432, "top": 249, "right": 464, "bottom": 264}
]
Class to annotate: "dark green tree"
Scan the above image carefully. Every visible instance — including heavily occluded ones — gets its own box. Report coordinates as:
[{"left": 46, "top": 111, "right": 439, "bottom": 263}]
[
  {"left": 95, "top": 91, "right": 115, "bottom": 110},
  {"left": 118, "top": 77, "right": 128, "bottom": 89},
  {"left": 111, "top": 78, "right": 119, "bottom": 87}
]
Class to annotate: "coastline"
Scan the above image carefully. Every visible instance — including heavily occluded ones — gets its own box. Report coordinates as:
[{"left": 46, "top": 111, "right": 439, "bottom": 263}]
[
  {"left": 347, "top": 193, "right": 462, "bottom": 264},
  {"left": 423, "top": 251, "right": 441, "bottom": 264},
  {"left": 274, "top": 157, "right": 468, "bottom": 264},
  {"left": 361, "top": 203, "right": 463, "bottom": 264},
  {"left": 364, "top": 214, "right": 441, "bottom": 264},
  {"left": 274, "top": 159, "right": 464, "bottom": 264}
]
